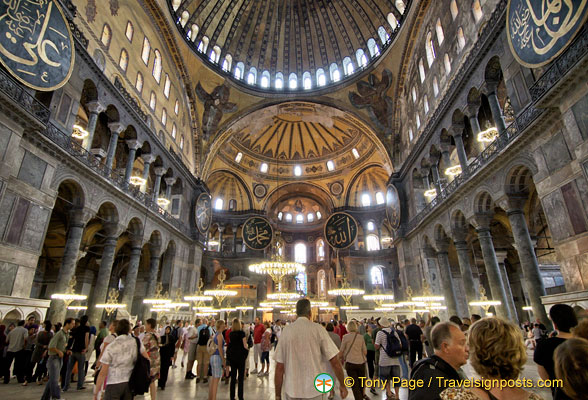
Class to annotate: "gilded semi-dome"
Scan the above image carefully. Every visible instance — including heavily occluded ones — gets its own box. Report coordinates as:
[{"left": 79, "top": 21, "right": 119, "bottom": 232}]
[{"left": 168, "top": 0, "right": 410, "bottom": 93}]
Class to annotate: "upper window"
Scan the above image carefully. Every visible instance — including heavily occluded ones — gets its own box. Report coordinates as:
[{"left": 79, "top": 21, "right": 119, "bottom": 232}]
[
  {"left": 149, "top": 91, "right": 156, "bottom": 110},
  {"left": 294, "top": 243, "right": 307, "bottom": 264},
  {"left": 326, "top": 160, "right": 335, "bottom": 171},
  {"left": 161, "top": 108, "right": 167, "bottom": 126},
  {"left": 317, "top": 239, "right": 325, "bottom": 261},
  {"left": 376, "top": 192, "right": 385, "bottom": 205},
  {"left": 289, "top": 73, "right": 298, "bottom": 89},
  {"left": 303, "top": 71, "right": 312, "bottom": 89},
  {"left": 260, "top": 162, "right": 268, "bottom": 173},
  {"left": 198, "top": 36, "right": 209, "bottom": 53},
  {"left": 411, "top": 86, "right": 417, "bottom": 103},
  {"left": 125, "top": 22, "right": 134, "bottom": 42},
  {"left": 472, "top": 0, "right": 483, "bottom": 22},
  {"left": 295, "top": 272, "right": 307, "bottom": 294},
  {"left": 164, "top": 74, "right": 171, "bottom": 98},
  {"left": 352, "top": 148, "right": 360, "bottom": 159},
  {"left": 247, "top": 67, "right": 257, "bottom": 85},
  {"left": 260, "top": 71, "right": 270, "bottom": 88},
  {"left": 366, "top": 234, "right": 381, "bottom": 251},
  {"left": 153, "top": 49, "right": 162, "bottom": 83},
  {"left": 180, "top": 135, "right": 184, "bottom": 150},
  {"left": 416, "top": 114, "right": 421, "bottom": 128},
  {"left": 285, "top": 213, "right": 293, "bottom": 222},
  {"left": 425, "top": 32, "right": 436, "bottom": 67},
  {"left": 378, "top": 26, "right": 390, "bottom": 44},
  {"left": 433, "top": 77, "right": 439, "bottom": 97},
  {"left": 171, "top": 123, "right": 177, "bottom": 139},
  {"left": 395, "top": 0, "right": 406, "bottom": 14},
  {"left": 101, "top": 24, "right": 112, "bottom": 48},
  {"left": 119, "top": 49, "right": 128, "bottom": 72},
  {"left": 235, "top": 152, "right": 243, "bottom": 163},
  {"left": 316, "top": 211, "right": 322, "bottom": 220},
  {"left": 222, "top": 54, "right": 232, "bottom": 72},
  {"left": 330, "top": 63, "right": 340, "bottom": 82},
  {"left": 228, "top": 199, "right": 237, "bottom": 211},
  {"left": 367, "top": 39, "right": 380, "bottom": 58},
  {"left": 275, "top": 72, "right": 284, "bottom": 89},
  {"left": 188, "top": 23, "right": 198, "bottom": 41},
  {"left": 135, "top": 72, "right": 144, "bottom": 93},
  {"left": 356, "top": 49, "right": 368, "bottom": 67},
  {"left": 210, "top": 46, "right": 221, "bottom": 63},
  {"left": 234, "top": 62, "right": 244, "bottom": 79},
  {"left": 457, "top": 27, "right": 466, "bottom": 50},
  {"left": 296, "top": 214, "right": 304, "bottom": 224},
  {"left": 371, "top": 266, "right": 384, "bottom": 285},
  {"left": 435, "top": 19, "right": 444, "bottom": 45},
  {"left": 450, "top": 0, "right": 459, "bottom": 20},
  {"left": 307, "top": 213, "right": 314, "bottom": 222},
  {"left": 174, "top": 100, "right": 180, "bottom": 115},
  {"left": 361, "top": 193, "right": 371, "bottom": 207},
  {"left": 418, "top": 59, "right": 426, "bottom": 82},
  {"left": 367, "top": 221, "right": 375, "bottom": 231},
  {"left": 141, "top": 37, "right": 150, "bottom": 65},
  {"left": 294, "top": 165, "right": 302, "bottom": 176},
  {"left": 444, "top": 54, "right": 452, "bottom": 75},
  {"left": 316, "top": 69, "right": 326, "bottom": 87},
  {"left": 424, "top": 96, "right": 429, "bottom": 114},
  {"left": 318, "top": 269, "right": 326, "bottom": 297},
  {"left": 409, "top": 128, "right": 414, "bottom": 141},
  {"left": 343, "top": 57, "right": 354, "bottom": 75},
  {"left": 214, "top": 198, "right": 223, "bottom": 210},
  {"left": 387, "top": 13, "right": 398, "bottom": 30}
]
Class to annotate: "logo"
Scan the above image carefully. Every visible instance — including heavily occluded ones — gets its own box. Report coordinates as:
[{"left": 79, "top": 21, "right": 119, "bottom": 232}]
[{"left": 314, "top": 373, "right": 334, "bottom": 393}]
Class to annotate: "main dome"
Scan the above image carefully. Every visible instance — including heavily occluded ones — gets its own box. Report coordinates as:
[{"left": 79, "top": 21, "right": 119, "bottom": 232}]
[{"left": 168, "top": 0, "right": 410, "bottom": 93}]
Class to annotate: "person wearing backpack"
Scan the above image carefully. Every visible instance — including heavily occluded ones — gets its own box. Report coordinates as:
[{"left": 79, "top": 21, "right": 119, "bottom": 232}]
[
  {"left": 196, "top": 318, "right": 214, "bottom": 383},
  {"left": 374, "top": 318, "right": 402, "bottom": 400}
]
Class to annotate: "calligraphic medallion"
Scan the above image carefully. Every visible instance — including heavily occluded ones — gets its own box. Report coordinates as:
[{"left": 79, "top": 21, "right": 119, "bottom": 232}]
[
  {"left": 242, "top": 216, "right": 273, "bottom": 250},
  {"left": 386, "top": 184, "right": 401, "bottom": 230},
  {"left": 0, "top": 0, "right": 75, "bottom": 91},
  {"left": 324, "top": 212, "right": 358, "bottom": 250},
  {"left": 195, "top": 192, "right": 212, "bottom": 234},
  {"left": 507, "top": 0, "right": 588, "bottom": 67}
]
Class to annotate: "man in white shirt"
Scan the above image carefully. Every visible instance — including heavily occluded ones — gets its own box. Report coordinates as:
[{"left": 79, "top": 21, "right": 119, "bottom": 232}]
[
  {"left": 275, "top": 299, "right": 348, "bottom": 400},
  {"left": 375, "top": 318, "right": 402, "bottom": 400},
  {"left": 5, "top": 319, "right": 28, "bottom": 383}
]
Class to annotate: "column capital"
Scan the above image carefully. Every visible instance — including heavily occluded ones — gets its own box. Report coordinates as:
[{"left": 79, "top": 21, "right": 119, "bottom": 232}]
[
  {"left": 102, "top": 222, "right": 123, "bottom": 238},
  {"left": 482, "top": 80, "right": 500, "bottom": 95},
  {"left": 126, "top": 139, "right": 142, "bottom": 151},
  {"left": 494, "top": 250, "right": 508, "bottom": 264},
  {"left": 108, "top": 122, "right": 125, "bottom": 135},
  {"left": 496, "top": 194, "right": 528, "bottom": 214},
  {"left": 419, "top": 167, "right": 430, "bottom": 177},
  {"left": 90, "top": 148, "right": 107, "bottom": 159},
  {"left": 451, "top": 227, "right": 469, "bottom": 244},
  {"left": 469, "top": 212, "right": 494, "bottom": 231},
  {"left": 449, "top": 123, "right": 465, "bottom": 137},
  {"left": 68, "top": 207, "right": 92, "bottom": 227},
  {"left": 164, "top": 177, "right": 177, "bottom": 186},
  {"left": 435, "top": 238, "right": 450, "bottom": 253},
  {"left": 141, "top": 153, "right": 156, "bottom": 164},
  {"left": 86, "top": 100, "right": 106, "bottom": 115},
  {"left": 154, "top": 167, "right": 167, "bottom": 176},
  {"left": 422, "top": 245, "right": 437, "bottom": 258},
  {"left": 464, "top": 102, "right": 481, "bottom": 118}
]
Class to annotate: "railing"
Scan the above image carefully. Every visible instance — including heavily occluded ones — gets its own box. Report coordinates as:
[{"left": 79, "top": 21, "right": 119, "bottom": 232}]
[
  {"left": 348, "top": 247, "right": 396, "bottom": 257},
  {"left": 0, "top": 69, "right": 51, "bottom": 124},
  {"left": 212, "top": 209, "right": 267, "bottom": 216}
]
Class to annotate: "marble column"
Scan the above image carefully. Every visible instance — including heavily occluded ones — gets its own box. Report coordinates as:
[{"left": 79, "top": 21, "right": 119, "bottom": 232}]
[
  {"left": 440, "top": 146, "right": 454, "bottom": 181},
  {"left": 435, "top": 240, "right": 459, "bottom": 317},
  {"left": 450, "top": 124, "right": 469, "bottom": 172},
  {"left": 232, "top": 230, "right": 237, "bottom": 253},
  {"left": 452, "top": 230, "right": 479, "bottom": 313},
  {"left": 141, "top": 154, "right": 155, "bottom": 193},
  {"left": 152, "top": 167, "right": 166, "bottom": 202},
  {"left": 143, "top": 247, "right": 162, "bottom": 321},
  {"left": 430, "top": 164, "right": 442, "bottom": 195},
  {"left": 121, "top": 237, "right": 143, "bottom": 310},
  {"left": 472, "top": 214, "right": 512, "bottom": 319},
  {"left": 466, "top": 103, "right": 486, "bottom": 153},
  {"left": 105, "top": 122, "right": 125, "bottom": 171},
  {"left": 123, "top": 140, "right": 141, "bottom": 189},
  {"left": 164, "top": 177, "right": 176, "bottom": 200},
  {"left": 83, "top": 101, "right": 105, "bottom": 151},
  {"left": 499, "top": 195, "right": 551, "bottom": 329},
  {"left": 218, "top": 225, "right": 224, "bottom": 252},
  {"left": 485, "top": 82, "right": 507, "bottom": 136},
  {"left": 495, "top": 251, "right": 519, "bottom": 324},
  {"left": 88, "top": 225, "right": 120, "bottom": 325},
  {"left": 46, "top": 208, "right": 88, "bottom": 324}
]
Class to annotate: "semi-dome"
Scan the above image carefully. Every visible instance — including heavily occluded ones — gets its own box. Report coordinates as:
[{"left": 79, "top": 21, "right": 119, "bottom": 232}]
[{"left": 168, "top": 0, "right": 410, "bottom": 93}]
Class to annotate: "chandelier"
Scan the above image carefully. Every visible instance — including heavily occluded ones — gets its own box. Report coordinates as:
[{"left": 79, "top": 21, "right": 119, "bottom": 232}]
[
  {"left": 469, "top": 285, "right": 501, "bottom": 315},
  {"left": 129, "top": 175, "right": 146, "bottom": 186},
  {"left": 444, "top": 165, "right": 462, "bottom": 177},
  {"left": 249, "top": 232, "right": 305, "bottom": 286},
  {"left": 328, "top": 277, "right": 364, "bottom": 309},
  {"left": 96, "top": 288, "right": 126, "bottom": 315},
  {"left": 424, "top": 188, "right": 437, "bottom": 198},
  {"left": 143, "top": 282, "right": 171, "bottom": 305},
  {"left": 51, "top": 276, "right": 87, "bottom": 308},
  {"left": 166, "top": 288, "right": 190, "bottom": 310},
  {"left": 204, "top": 270, "right": 237, "bottom": 307},
  {"left": 72, "top": 124, "right": 89, "bottom": 139},
  {"left": 363, "top": 288, "right": 395, "bottom": 307}
]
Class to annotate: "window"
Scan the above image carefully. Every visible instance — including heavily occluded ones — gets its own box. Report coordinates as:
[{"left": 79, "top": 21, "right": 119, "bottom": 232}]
[
  {"left": 371, "top": 266, "right": 384, "bottom": 285},
  {"left": 356, "top": 49, "right": 368, "bottom": 67},
  {"left": 367, "top": 39, "right": 380, "bottom": 57},
  {"left": 418, "top": 59, "right": 426, "bottom": 82},
  {"left": 228, "top": 199, "right": 236, "bottom": 211},
  {"left": 180, "top": 135, "right": 184, "bottom": 150},
  {"left": 149, "top": 91, "right": 156, "bottom": 110},
  {"left": 234, "top": 62, "right": 244, "bottom": 79},
  {"left": 295, "top": 243, "right": 307, "bottom": 263},
  {"left": 295, "top": 272, "right": 307, "bottom": 294},
  {"left": 118, "top": 49, "right": 128, "bottom": 72},
  {"left": 352, "top": 148, "right": 360, "bottom": 159},
  {"left": 171, "top": 123, "right": 177, "bottom": 139},
  {"left": 307, "top": 213, "right": 314, "bottom": 222},
  {"left": 343, "top": 57, "right": 354, "bottom": 75},
  {"left": 296, "top": 214, "right": 304, "bottom": 224},
  {"left": 179, "top": 10, "right": 189, "bottom": 27},
  {"left": 289, "top": 73, "right": 298, "bottom": 89},
  {"left": 436, "top": 19, "right": 444, "bottom": 45},
  {"left": 378, "top": 26, "right": 390, "bottom": 44},
  {"left": 125, "top": 21, "right": 134, "bottom": 42},
  {"left": 457, "top": 27, "right": 466, "bottom": 50},
  {"left": 164, "top": 75, "right": 171, "bottom": 98},
  {"left": 318, "top": 269, "right": 326, "bottom": 297},
  {"left": 153, "top": 49, "right": 162, "bottom": 83},
  {"left": 222, "top": 54, "right": 232, "bottom": 72},
  {"left": 317, "top": 240, "right": 325, "bottom": 261},
  {"left": 135, "top": 72, "right": 143, "bottom": 93},
  {"left": 424, "top": 96, "right": 429, "bottom": 114},
  {"left": 247, "top": 67, "right": 257, "bottom": 85},
  {"left": 303, "top": 71, "right": 312, "bottom": 89},
  {"left": 214, "top": 198, "right": 223, "bottom": 210},
  {"left": 444, "top": 54, "right": 452, "bottom": 75},
  {"left": 161, "top": 108, "right": 167, "bottom": 126},
  {"left": 326, "top": 160, "right": 335, "bottom": 171},
  {"left": 316, "top": 69, "right": 326, "bottom": 86},
  {"left": 188, "top": 24, "right": 199, "bottom": 41},
  {"left": 433, "top": 77, "right": 439, "bottom": 97},
  {"left": 416, "top": 114, "right": 420, "bottom": 128},
  {"left": 260, "top": 162, "right": 268, "bottom": 173},
  {"left": 425, "top": 32, "right": 436, "bottom": 67},
  {"left": 330, "top": 63, "right": 340, "bottom": 82},
  {"left": 409, "top": 128, "right": 414, "bottom": 141},
  {"left": 472, "top": 0, "right": 483, "bottom": 22},
  {"left": 316, "top": 211, "right": 322, "bottom": 220},
  {"left": 395, "top": 0, "right": 406, "bottom": 14},
  {"left": 367, "top": 221, "right": 375, "bottom": 231},
  {"left": 210, "top": 46, "right": 221, "bottom": 63},
  {"left": 361, "top": 193, "right": 371, "bottom": 207},
  {"left": 376, "top": 192, "right": 385, "bottom": 205},
  {"left": 278, "top": 212, "right": 283, "bottom": 221},
  {"left": 174, "top": 100, "right": 179, "bottom": 115},
  {"left": 285, "top": 213, "right": 293, "bottom": 222},
  {"left": 387, "top": 13, "right": 398, "bottom": 30},
  {"left": 260, "top": 70, "right": 270, "bottom": 88},
  {"left": 450, "top": 0, "right": 459, "bottom": 20},
  {"left": 294, "top": 165, "right": 302, "bottom": 176},
  {"left": 101, "top": 24, "right": 112, "bottom": 48},
  {"left": 412, "top": 86, "right": 417, "bottom": 102},
  {"left": 141, "top": 37, "right": 150, "bottom": 65},
  {"left": 235, "top": 152, "right": 243, "bottom": 163},
  {"left": 275, "top": 72, "right": 284, "bottom": 89},
  {"left": 366, "top": 234, "right": 381, "bottom": 251},
  {"left": 197, "top": 36, "right": 209, "bottom": 53}
]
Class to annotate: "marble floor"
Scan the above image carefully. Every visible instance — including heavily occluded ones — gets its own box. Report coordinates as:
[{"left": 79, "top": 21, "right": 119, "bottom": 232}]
[{"left": 0, "top": 349, "right": 552, "bottom": 400}]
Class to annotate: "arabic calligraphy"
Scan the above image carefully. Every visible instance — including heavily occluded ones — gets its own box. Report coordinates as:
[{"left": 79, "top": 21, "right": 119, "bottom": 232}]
[
  {"left": 386, "top": 184, "right": 401, "bottom": 230},
  {"left": 324, "top": 212, "right": 358, "bottom": 250},
  {"left": 195, "top": 193, "right": 212, "bottom": 234},
  {"left": 242, "top": 217, "right": 273, "bottom": 250},
  {"left": 0, "top": 0, "right": 74, "bottom": 90},
  {"left": 507, "top": 0, "right": 588, "bottom": 67}
]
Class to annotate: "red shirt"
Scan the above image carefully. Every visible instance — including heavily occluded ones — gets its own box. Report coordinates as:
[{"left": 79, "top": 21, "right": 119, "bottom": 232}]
[
  {"left": 224, "top": 328, "right": 231, "bottom": 344},
  {"left": 253, "top": 323, "right": 265, "bottom": 344},
  {"left": 338, "top": 324, "right": 347, "bottom": 340}
]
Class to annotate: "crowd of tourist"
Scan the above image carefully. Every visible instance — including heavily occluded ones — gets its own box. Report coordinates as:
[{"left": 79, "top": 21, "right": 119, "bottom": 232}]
[{"left": 0, "top": 300, "right": 586, "bottom": 400}]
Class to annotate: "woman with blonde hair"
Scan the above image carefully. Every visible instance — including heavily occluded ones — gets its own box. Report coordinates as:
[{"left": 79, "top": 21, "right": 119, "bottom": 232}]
[
  {"left": 339, "top": 320, "right": 367, "bottom": 400},
  {"left": 554, "top": 337, "right": 588, "bottom": 400},
  {"left": 227, "top": 318, "right": 248, "bottom": 400},
  {"left": 208, "top": 319, "right": 226, "bottom": 400},
  {"left": 441, "top": 317, "right": 543, "bottom": 400}
]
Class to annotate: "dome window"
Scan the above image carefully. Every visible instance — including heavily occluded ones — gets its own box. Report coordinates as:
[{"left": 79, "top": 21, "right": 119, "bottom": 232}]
[
  {"left": 316, "top": 211, "right": 322, "bottom": 220},
  {"left": 285, "top": 213, "right": 293, "bottom": 222},
  {"left": 294, "top": 165, "right": 302, "bottom": 176},
  {"left": 260, "top": 71, "right": 270, "bottom": 88},
  {"left": 307, "top": 213, "right": 314, "bottom": 222},
  {"left": 343, "top": 57, "right": 354, "bottom": 75},
  {"left": 330, "top": 63, "right": 340, "bottom": 82},
  {"left": 235, "top": 152, "right": 242, "bottom": 163},
  {"left": 289, "top": 73, "right": 298, "bottom": 89},
  {"left": 296, "top": 214, "right": 304, "bottom": 224},
  {"left": 247, "top": 67, "right": 257, "bottom": 85},
  {"left": 142, "top": 37, "right": 151, "bottom": 65},
  {"left": 278, "top": 212, "right": 283, "bottom": 221},
  {"left": 367, "top": 221, "right": 375, "bottom": 231},
  {"left": 356, "top": 49, "right": 368, "bottom": 67},
  {"left": 214, "top": 198, "right": 224, "bottom": 210},
  {"left": 222, "top": 54, "right": 232, "bottom": 72},
  {"left": 275, "top": 72, "right": 284, "bottom": 89},
  {"left": 367, "top": 38, "right": 380, "bottom": 57},
  {"left": 378, "top": 26, "right": 390, "bottom": 44},
  {"left": 361, "top": 193, "right": 371, "bottom": 207},
  {"left": 352, "top": 148, "right": 360, "bottom": 159},
  {"left": 260, "top": 162, "right": 268, "bottom": 173},
  {"left": 303, "top": 72, "right": 312, "bottom": 89},
  {"left": 326, "top": 160, "right": 335, "bottom": 171},
  {"left": 376, "top": 192, "right": 385, "bottom": 205},
  {"left": 316, "top": 69, "right": 326, "bottom": 86}
]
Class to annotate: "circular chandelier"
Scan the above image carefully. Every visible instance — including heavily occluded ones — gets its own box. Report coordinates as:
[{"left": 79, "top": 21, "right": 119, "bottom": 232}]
[
  {"left": 51, "top": 276, "right": 87, "bottom": 308},
  {"left": 143, "top": 282, "right": 171, "bottom": 305},
  {"left": 249, "top": 259, "right": 305, "bottom": 285},
  {"left": 96, "top": 288, "right": 126, "bottom": 315},
  {"left": 203, "top": 270, "right": 237, "bottom": 307}
]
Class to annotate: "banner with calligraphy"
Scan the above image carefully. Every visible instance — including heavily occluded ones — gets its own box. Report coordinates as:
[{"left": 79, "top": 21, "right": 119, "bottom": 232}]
[
  {"left": 324, "top": 212, "right": 358, "bottom": 250},
  {"left": 0, "top": 0, "right": 75, "bottom": 91},
  {"left": 242, "top": 217, "right": 273, "bottom": 250},
  {"left": 386, "top": 184, "right": 401, "bottom": 230},
  {"left": 507, "top": 0, "right": 588, "bottom": 67}
]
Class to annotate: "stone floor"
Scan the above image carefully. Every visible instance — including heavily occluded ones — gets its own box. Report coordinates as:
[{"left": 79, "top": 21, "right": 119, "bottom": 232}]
[{"left": 0, "top": 349, "right": 552, "bottom": 399}]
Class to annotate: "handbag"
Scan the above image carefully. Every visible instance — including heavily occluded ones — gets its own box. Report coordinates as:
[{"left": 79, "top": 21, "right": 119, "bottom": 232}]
[
  {"left": 128, "top": 337, "right": 151, "bottom": 396},
  {"left": 343, "top": 332, "right": 359, "bottom": 363}
]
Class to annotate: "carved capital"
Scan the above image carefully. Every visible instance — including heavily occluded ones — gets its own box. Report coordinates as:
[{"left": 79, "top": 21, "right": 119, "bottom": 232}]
[
  {"left": 164, "top": 177, "right": 177, "bottom": 186},
  {"left": 86, "top": 100, "right": 106, "bottom": 115},
  {"left": 451, "top": 227, "right": 469, "bottom": 244},
  {"left": 154, "top": 167, "right": 167, "bottom": 177},
  {"left": 469, "top": 212, "right": 494, "bottom": 231},
  {"left": 494, "top": 251, "right": 508, "bottom": 264},
  {"left": 482, "top": 80, "right": 500, "bottom": 96},
  {"left": 435, "top": 237, "right": 450, "bottom": 253},
  {"left": 496, "top": 194, "right": 527, "bottom": 214},
  {"left": 126, "top": 139, "right": 142, "bottom": 151},
  {"left": 464, "top": 103, "right": 480, "bottom": 119},
  {"left": 449, "top": 123, "right": 465, "bottom": 138},
  {"left": 107, "top": 122, "right": 125, "bottom": 135},
  {"left": 422, "top": 245, "right": 437, "bottom": 259},
  {"left": 141, "top": 154, "right": 156, "bottom": 164}
]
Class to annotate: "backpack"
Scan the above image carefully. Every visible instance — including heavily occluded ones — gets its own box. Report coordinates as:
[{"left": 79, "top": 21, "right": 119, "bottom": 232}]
[
  {"left": 198, "top": 326, "right": 210, "bottom": 346},
  {"left": 207, "top": 335, "right": 218, "bottom": 355},
  {"left": 396, "top": 329, "right": 409, "bottom": 353},
  {"left": 382, "top": 329, "right": 403, "bottom": 358},
  {"left": 247, "top": 330, "right": 253, "bottom": 348},
  {"left": 128, "top": 337, "right": 151, "bottom": 396}
]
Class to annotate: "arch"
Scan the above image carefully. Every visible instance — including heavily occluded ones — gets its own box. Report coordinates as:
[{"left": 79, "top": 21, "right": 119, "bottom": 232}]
[
  {"left": 148, "top": 230, "right": 163, "bottom": 251},
  {"left": 343, "top": 57, "right": 354, "bottom": 75},
  {"left": 96, "top": 201, "right": 120, "bottom": 224},
  {"left": 378, "top": 26, "right": 390, "bottom": 44},
  {"left": 210, "top": 45, "right": 221, "bottom": 63},
  {"left": 234, "top": 62, "right": 244, "bottom": 79},
  {"left": 126, "top": 217, "right": 144, "bottom": 239},
  {"left": 152, "top": 49, "right": 162, "bottom": 83},
  {"left": 345, "top": 164, "right": 390, "bottom": 206},
  {"left": 474, "top": 191, "right": 494, "bottom": 213},
  {"left": 356, "top": 49, "right": 368, "bottom": 67},
  {"left": 370, "top": 265, "right": 384, "bottom": 285},
  {"left": 434, "top": 223, "right": 449, "bottom": 243},
  {"left": 366, "top": 234, "right": 380, "bottom": 251},
  {"left": 206, "top": 170, "right": 253, "bottom": 210},
  {"left": 247, "top": 67, "right": 257, "bottom": 85},
  {"left": 118, "top": 49, "right": 129, "bottom": 72},
  {"left": 450, "top": 209, "right": 468, "bottom": 231},
  {"left": 179, "top": 10, "right": 189, "bottom": 27},
  {"left": 395, "top": 0, "right": 406, "bottom": 14},
  {"left": 367, "top": 38, "right": 379, "bottom": 57},
  {"left": 189, "top": 24, "right": 199, "bottom": 41},
  {"left": 316, "top": 69, "right": 326, "bottom": 87},
  {"left": 505, "top": 165, "right": 534, "bottom": 195},
  {"left": 135, "top": 72, "right": 144, "bottom": 93},
  {"left": 288, "top": 73, "right": 298, "bottom": 89},
  {"left": 275, "top": 72, "right": 284, "bottom": 89},
  {"left": 329, "top": 63, "right": 340, "bottom": 82},
  {"left": 484, "top": 56, "right": 503, "bottom": 84},
  {"left": 302, "top": 71, "right": 312, "bottom": 89},
  {"left": 260, "top": 70, "right": 270, "bottom": 88},
  {"left": 100, "top": 24, "right": 112, "bottom": 48},
  {"left": 54, "top": 179, "right": 86, "bottom": 208},
  {"left": 222, "top": 54, "right": 232, "bottom": 72},
  {"left": 141, "top": 37, "right": 150, "bottom": 65},
  {"left": 198, "top": 36, "right": 209, "bottom": 53}
]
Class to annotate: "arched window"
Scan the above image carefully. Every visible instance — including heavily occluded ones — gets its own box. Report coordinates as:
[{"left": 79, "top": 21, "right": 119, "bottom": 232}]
[
  {"left": 295, "top": 272, "right": 307, "bottom": 294},
  {"left": 125, "top": 21, "right": 134, "bottom": 42},
  {"left": 101, "top": 24, "right": 112, "bottom": 48},
  {"left": 330, "top": 63, "right": 340, "bottom": 82},
  {"left": 450, "top": 0, "right": 459, "bottom": 20},
  {"left": 343, "top": 57, "right": 354, "bottom": 75},
  {"left": 303, "top": 71, "right": 312, "bottom": 89},
  {"left": 367, "top": 38, "right": 380, "bottom": 57},
  {"left": 228, "top": 199, "right": 237, "bottom": 210},
  {"left": 361, "top": 193, "right": 371, "bottom": 207},
  {"left": 189, "top": 24, "right": 199, "bottom": 41},
  {"left": 179, "top": 10, "right": 189, "bottom": 27},
  {"left": 318, "top": 269, "right": 326, "bottom": 297},
  {"left": 289, "top": 73, "right": 298, "bottom": 89},
  {"left": 411, "top": 86, "right": 417, "bottom": 102},
  {"left": 247, "top": 67, "right": 257, "bottom": 85},
  {"left": 295, "top": 243, "right": 307, "bottom": 263},
  {"left": 172, "top": 0, "right": 181, "bottom": 12},
  {"left": 316, "top": 69, "right": 326, "bottom": 86},
  {"left": 367, "top": 221, "right": 375, "bottom": 231},
  {"left": 457, "top": 27, "right": 466, "bottom": 50},
  {"left": 161, "top": 108, "right": 167, "bottom": 126},
  {"left": 326, "top": 160, "right": 335, "bottom": 171},
  {"left": 418, "top": 58, "right": 426, "bottom": 82},
  {"left": 171, "top": 123, "right": 177, "bottom": 139},
  {"left": 135, "top": 72, "right": 143, "bottom": 93},
  {"left": 260, "top": 70, "right": 270, "bottom": 88},
  {"left": 214, "top": 198, "right": 223, "bottom": 210},
  {"left": 275, "top": 72, "right": 284, "bottom": 89},
  {"left": 409, "top": 128, "right": 414, "bottom": 141},
  {"left": 395, "top": 0, "right": 406, "bottom": 14},
  {"left": 425, "top": 32, "right": 436, "bottom": 67},
  {"left": 234, "top": 62, "right": 244, "bottom": 79},
  {"left": 210, "top": 46, "right": 221, "bottom": 63},
  {"left": 260, "top": 162, "right": 268, "bottom": 173},
  {"left": 149, "top": 91, "right": 156, "bottom": 110},
  {"left": 366, "top": 234, "right": 381, "bottom": 251},
  {"left": 119, "top": 49, "right": 128, "bottom": 72},
  {"left": 296, "top": 214, "right": 304, "bottom": 224},
  {"left": 424, "top": 96, "right": 429, "bottom": 114},
  {"left": 371, "top": 266, "right": 384, "bottom": 285},
  {"left": 387, "top": 13, "right": 398, "bottom": 30},
  {"left": 307, "top": 213, "right": 314, "bottom": 222},
  {"left": 416, "top": 114, "right": 421, "bottom": 128},
  {"left": 352, "top": 148, "right": 360, "bottom": 159},
  {"left": 235, "top": 152, "right": 243, "bottom": 163},
  {"left": 278, "top": 212, "right": 283, "bottom": 221},
  {"left": 378, "top": 26, "right": 390, "bottom": 44},
  {"left": 222, "top": 54, "right": 232, "bottom": 72},
  {"left": 153, "top": 49, "right": 162, "bottom": 83},
  {"left": 174, "top": 100, "right": 179, "bottom": 115},
  {"left": 316, "top": 211, "right": 322, "bottom": 220},
  {"left": 472, "top": 0, "right": 483, "bottom": 22},
  {"left": 317, "top": 239, "right": 325, "bottom": 261},
  {"left": 141, "top": 37, "right": 150, "bottom": 65},
  {"left": 197, "top": 36, "right": 209, "bottom": 53},
  {"left": 356, "top": 49, "right": 368, "bottom": 67},
  {"left": 163, "top": 74, "right": 171, "bottom": 98},
  {"left": 444, "top": 54, "right": 452, "bottom": 75},
  {"left": 435, "top": 19, "right": 444, "bottom": 45},
  {"left": 433, "top": 77, "right": 439, "bottom": 97},
  {"left": 376, "top": 192, "right": 385, "bottom": 204},
  {"left": 180, "top": 135, "right": 184, "bottom": 150},
  {"left": 285, "top": 213, "right": 292, "bottom": 222}
]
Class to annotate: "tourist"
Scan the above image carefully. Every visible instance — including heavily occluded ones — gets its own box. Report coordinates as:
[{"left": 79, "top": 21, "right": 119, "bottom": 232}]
[
  {"left": 41, "top": 318, "right": 74, "bottom": 400},
  {"left": 158, "top": 325, "right": 176, "bottom": 390},
  {"left": 0, "top": 325, "right": 6, "bottom": 383},
  {"left": 85, "top": 326, "right": 97, "bottom": 375},
  {"left": 251, "top": 318, "right": 264, "bottom": 374},
  {"left": 171, "top": 320, "right": 184, "bottom": 368},
  {"left": 196, "top": 318, "right": 214, "bottom": 383},
  {"left": 449, "top": 315, "right": 464, "bottom": 331},
  {"left": 374, "top": 318, "right": 402, "bottom": 400},
  {"left": 338, "top": 320, "right": 348, "bottom": 340},
  {"left": 339, "top": 320, "right": 367, "bottom": 400},
  {"left": 326, "top": 322, "right": 341, "bottom": 348},
  {"left": 394, "top": 322, "right": 409, "bottom": 380},
  {"left": 364, "top": 324, "right": 377, "bottom": 395},
  {"left": 180, "top": 324, "right": 190, "bottom": 368},
  {"left": 409, "top": 322, "right": 468, "bottom": 400},
  {"left": 142, "top": 318, "right": 160, "bottom": 400},
  {"left": 227, "top": 319, "right": 248, "bottom": 400},
  {"left": 554, "top": 337, "right": 588, "bottom": 400},
  {"left": 21, "top": 323, "right": 37, "bottom": 385},
  {"left": 63, "top": 314, "right": 89, "bottom": 391},
  {"left": 573, "top": 318, "right": 588, "bottom": 340},
  {"left": 274, "top": 299, "right": 348, "bottom": 400},
  {"left": 470, "top": 314, "right": 481, "bottom": 324},
  {"left": 423, "top": 316, "right": 440, "bottom": 357},
  {"left": 440, "top": 317, "right": 542, "bottom": 400},
  {"left": 94, "top": 321, "right": 109, "bottom": 363},
  {"left": 30, "top": 321, "right": 52, "bottom": 385},
  {"left": 405, "top": 318, "right": 423, "bottom": 368},
  {"left": 94, "top": 320, "right": 117, "bottom": 398},
  {"left": 4, "top": 319, "right": 28, "bottom": 384},
  {"left": 534, "top": 303, "right": 578, "bottom": 400},
  {"left": 208, "top": 319, "right": 226, "bottom": 400},
  {"left": 259, "top": 321, "right": 271, "bottom": 376},
  {"left": 461, "top": 317, "right": 471, "bottom": 331},
  {"left": 372, "top": 318, "right": 382, "bottom": 380},
  {"left": 93, "top": 319, "right": 149, "bottom": 400}
]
